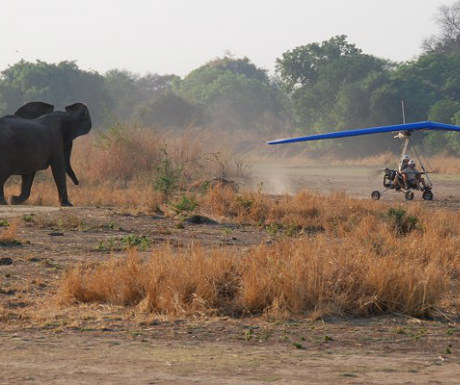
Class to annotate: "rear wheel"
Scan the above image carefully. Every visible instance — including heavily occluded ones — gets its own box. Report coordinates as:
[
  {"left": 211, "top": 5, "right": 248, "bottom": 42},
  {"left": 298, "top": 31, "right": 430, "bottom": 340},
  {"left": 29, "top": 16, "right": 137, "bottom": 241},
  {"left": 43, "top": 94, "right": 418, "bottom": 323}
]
[
  {"left": 405, "top": 191, "right": 414, "bottom": 201},
  {"left": 422, "top": 190, "right": 433, "bottom": 201},
  {"left": 371, "top": 190, "right": 381, "bottom": 200}
]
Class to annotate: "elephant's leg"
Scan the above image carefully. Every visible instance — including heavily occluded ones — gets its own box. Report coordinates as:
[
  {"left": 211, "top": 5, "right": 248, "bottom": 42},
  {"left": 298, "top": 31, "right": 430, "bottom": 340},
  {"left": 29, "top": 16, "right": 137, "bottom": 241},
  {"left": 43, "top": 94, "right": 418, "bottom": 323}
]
[
  {"left": 50, "top": 162, "right": 72, "bottom": 207},
  {"left": 10, "top": 172, "right": 36, "bottom": 205},
  {"left": 0, "top": 183, "right": 7, "bottom": 205},
  {"left": 0, "top": 173, "right": 8, "bottom": 205}
]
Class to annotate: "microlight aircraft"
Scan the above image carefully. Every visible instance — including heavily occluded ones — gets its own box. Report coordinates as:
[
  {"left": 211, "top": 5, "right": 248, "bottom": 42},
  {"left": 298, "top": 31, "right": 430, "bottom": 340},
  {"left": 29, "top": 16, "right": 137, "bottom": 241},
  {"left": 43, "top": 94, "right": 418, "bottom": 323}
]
[{"left": 268, "top": 121, "right": 460, "bottom": 201}]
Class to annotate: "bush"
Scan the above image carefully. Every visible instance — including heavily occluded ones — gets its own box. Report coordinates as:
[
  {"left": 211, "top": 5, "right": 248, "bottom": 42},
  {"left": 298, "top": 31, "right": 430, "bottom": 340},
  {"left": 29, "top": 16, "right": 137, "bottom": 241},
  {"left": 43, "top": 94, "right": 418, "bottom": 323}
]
[
  {"left": 153, "top": 147, "right": 182, "bottom": 197},
  {"left": 386, "top": 207, "right": 419, "bottom": 235}
]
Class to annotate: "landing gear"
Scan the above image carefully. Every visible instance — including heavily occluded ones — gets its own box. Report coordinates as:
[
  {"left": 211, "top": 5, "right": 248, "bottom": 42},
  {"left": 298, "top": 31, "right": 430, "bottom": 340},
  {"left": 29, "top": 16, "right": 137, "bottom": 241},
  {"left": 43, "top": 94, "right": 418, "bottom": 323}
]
[
  {"left": 422, "top": 190, "right": 433, "bottom": 201},
  {"left": 405, "top": 191, "right": 414, "bottom": 200},
  {"left": 371, "top": 190, "right": 381, "bottom": 200}
]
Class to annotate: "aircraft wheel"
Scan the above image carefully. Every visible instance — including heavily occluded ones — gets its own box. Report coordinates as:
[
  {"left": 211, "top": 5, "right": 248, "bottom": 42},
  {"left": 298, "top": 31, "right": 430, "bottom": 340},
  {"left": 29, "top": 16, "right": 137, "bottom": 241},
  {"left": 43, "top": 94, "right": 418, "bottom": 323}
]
[
  {"left": 405, "top": 191, "right": 414, "bottom": 201},
  {"left": 422, "top": 190, "right": 433, "bottom": 201},
  {"left": 371, "top": 190, "right": 381, "bottom": 200}
]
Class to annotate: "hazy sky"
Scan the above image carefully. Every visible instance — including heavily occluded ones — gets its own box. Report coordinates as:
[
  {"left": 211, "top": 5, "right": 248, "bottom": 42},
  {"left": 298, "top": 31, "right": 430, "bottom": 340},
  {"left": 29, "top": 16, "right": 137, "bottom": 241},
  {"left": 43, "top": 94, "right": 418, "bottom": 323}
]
[{"left": 0, "top": 0, "right": 454, "bottom": 77}]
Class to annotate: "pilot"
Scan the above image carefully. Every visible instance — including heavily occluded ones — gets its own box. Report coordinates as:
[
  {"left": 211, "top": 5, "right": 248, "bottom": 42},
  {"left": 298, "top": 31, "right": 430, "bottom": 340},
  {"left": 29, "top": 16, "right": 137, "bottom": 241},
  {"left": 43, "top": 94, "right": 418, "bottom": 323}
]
[
  {"left": 393, "top": 154, "right": 410, "bottom": 189},
  {"left": 402, "top": 159, "right": 427, "bottom": 190},
  {"left": 399, "top": 154, "right": 410, "bottom": 173}
]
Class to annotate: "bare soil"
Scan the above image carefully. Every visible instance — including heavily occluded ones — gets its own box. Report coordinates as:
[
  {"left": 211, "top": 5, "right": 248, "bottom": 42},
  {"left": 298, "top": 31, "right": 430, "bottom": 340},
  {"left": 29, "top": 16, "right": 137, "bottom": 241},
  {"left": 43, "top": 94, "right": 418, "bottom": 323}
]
[
  {"left": 250, "top": 163, "right": 460, "bottom": 207},
  {"left": 1, "top": 166, "right": 459, "bottom": 385}
]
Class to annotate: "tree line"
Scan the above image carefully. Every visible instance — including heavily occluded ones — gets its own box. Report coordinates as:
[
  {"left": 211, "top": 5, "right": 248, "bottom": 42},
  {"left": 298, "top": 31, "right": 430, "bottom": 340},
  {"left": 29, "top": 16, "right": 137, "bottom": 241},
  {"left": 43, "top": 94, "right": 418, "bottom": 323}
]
[{"left": 0, "top": 2, "right": 458, "bottom": 155}]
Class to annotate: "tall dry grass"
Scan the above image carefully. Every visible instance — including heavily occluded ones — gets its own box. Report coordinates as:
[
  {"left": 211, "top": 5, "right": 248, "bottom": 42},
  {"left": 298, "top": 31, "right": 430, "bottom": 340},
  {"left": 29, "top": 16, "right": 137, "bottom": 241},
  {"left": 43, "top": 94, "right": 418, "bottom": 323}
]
[
  {"left": 3, "top": 124, "right": 458, "bottom": 208},
  {"left": 428, "top": 155, "right": 460, "bottom": 175},
  {"left": 57, "top": 192, "right": 460, "bottom": 318},
  {"left": 251, "top": 150, "right": 460, "bottom": 175},
  {"left": 0, "top": 219, "right": 21, "bottom": 245},
  {"left": 4, "top": 125, "right": 250, "bottom": 208},
  {"left": 202, "top": 184, "right": 384, "bottom": 233}
]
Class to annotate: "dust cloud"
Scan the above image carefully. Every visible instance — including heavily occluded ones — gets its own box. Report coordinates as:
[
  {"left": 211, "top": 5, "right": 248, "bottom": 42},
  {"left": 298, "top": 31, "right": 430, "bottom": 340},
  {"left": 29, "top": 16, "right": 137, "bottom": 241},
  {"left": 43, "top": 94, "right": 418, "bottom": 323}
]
[{"left": 249, "top": 163, "right": 296, "bottom": 195}]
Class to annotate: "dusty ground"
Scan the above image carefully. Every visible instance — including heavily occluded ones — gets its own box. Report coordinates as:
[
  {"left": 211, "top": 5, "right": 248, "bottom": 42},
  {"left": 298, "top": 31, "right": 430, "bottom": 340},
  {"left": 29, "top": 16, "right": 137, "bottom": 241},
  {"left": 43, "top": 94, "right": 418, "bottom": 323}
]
[
  {"left": 250, "top": 163, "right": 460, "bottom": 205},
  {"left": 0, "top": 166, "right": 459, "bottom": 385}
]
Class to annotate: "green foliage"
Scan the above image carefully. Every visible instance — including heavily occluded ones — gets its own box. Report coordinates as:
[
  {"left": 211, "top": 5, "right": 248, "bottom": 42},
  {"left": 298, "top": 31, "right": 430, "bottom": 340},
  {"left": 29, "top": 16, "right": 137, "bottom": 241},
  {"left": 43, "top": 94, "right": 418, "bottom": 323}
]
[
  {"left": 235, "top": 195, "right": 253, "bottom": 212},
  {"left": 276, "top": 35, "right": 394, "bottom": 153},
  {"left": 153, "top": 147, "right": 182, "bottom": 197},
  {"left": 386, "top": 208, "right": 419, "bottom": 236},
  {"left": 95, "top": 235, "right": 150, "bottom": 252},
  {"left": 121, "top": 235, "right": 150, "bottom": 251},
  {"left": 425, "top": 99, "right": 460, "bottom": 154},
  {"left": 275, "top": 35, "right": 364, "bottom": 92},
  {"left": 275, "top": 33, "right": 460, "bottom": 155},
  {"left": 412, "top": 326, "right": 427, "bottom": 340},
  {"left": 95, "top": 239, "right": 119, "bottom": 252},
  {"left": 0, "top": 60, "right": 111, "bottom": 125},
  {"left": 104, "top": 70, "right": 180, "bottom": 123},
  {"left": 284, "top": 223, "right": 301, "bottom": 237},
  {"left": 175, "top": 56, "right": 287, "bottom": 130},
  {"left": 245, "top": 328, "right": 254, "bottom": 341},
  {"left": 265, "top": 223, "right": 279, "bottom": 237},
  {"left": 134, "top": 91, "right": 206, "bottom": 128},
  {"left": 0, "top": 4, "right": 457, "bottom": 156},
  {"left": 170, "top": 195, "right": 198, "bottom": 215},
  {"left": 22, "top": 214, "right": 34, "bottom": 223}
]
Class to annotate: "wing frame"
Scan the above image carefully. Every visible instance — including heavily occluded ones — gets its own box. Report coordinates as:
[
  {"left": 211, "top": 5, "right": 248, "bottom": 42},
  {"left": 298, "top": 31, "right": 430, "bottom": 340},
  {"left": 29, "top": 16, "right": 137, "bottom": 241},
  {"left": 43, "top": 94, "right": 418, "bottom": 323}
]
[{"left": 268, "top": 121, "right": 460, "bottom": 145}]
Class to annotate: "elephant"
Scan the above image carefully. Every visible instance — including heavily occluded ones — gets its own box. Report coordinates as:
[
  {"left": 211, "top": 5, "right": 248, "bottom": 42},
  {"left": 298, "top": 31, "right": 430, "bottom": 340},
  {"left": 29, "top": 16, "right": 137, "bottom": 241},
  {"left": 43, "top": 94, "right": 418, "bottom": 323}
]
[{"left": 0, "top": 102, "right": 91, "bottom": 206}]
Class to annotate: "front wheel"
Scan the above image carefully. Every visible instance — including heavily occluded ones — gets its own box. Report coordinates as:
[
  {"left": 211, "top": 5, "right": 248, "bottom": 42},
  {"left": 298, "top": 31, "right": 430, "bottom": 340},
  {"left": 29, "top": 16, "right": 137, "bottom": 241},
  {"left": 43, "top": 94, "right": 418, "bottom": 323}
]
[
  {"left": 422, "top": 190, "right": 433, "bottom": 201},
  {"left": 371, "top": 190, "right": 381, "bottom": 200},
  {"left": 405, "top": 191, "right": 414, "bottom": 201}
]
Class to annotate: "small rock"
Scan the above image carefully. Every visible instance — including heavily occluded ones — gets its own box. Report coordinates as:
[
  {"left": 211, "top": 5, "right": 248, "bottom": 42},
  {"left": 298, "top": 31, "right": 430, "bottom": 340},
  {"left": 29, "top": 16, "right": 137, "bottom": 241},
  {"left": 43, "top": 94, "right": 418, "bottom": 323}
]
[
  {"left": 48, "top": 232, "right": 64, "bottom": 236},
  {"left": 0, "top": 257, "right": 13, "bottom": 265},
  {"left": 185, "top": 215, "right": 219, "bottom": 225}
]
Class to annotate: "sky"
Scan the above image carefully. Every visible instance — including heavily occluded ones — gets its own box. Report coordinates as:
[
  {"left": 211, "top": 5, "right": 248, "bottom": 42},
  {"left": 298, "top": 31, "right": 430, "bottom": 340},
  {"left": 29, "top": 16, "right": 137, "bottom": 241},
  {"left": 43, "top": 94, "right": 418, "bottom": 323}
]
[{"left": 0, "top": 0, "right": 455, "bottom": 77}]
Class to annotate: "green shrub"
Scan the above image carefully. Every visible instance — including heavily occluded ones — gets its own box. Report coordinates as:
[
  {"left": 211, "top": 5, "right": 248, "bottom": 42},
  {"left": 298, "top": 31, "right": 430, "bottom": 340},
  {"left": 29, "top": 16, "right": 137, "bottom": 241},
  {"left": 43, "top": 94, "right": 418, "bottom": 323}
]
[
  {"left": 153, "top": 147, "right": 182, "bottom": 197},
  {"left": 387, "top": 208, "right": 418, "bottom": 235}
]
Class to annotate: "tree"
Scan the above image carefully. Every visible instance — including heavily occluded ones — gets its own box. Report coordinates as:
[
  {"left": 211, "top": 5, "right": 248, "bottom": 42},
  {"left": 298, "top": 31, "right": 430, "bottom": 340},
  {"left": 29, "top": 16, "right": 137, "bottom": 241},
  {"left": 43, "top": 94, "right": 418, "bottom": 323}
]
[
  {"left": 276, "top": 31, "right": 460, "bottom": 155},
  {"left": 275, "top": 35, "right": 363, "bottom": 92},
  {"left": 104, "top": 70, "right": 180, "bottom": 122},
  {"left": 0, "top": 60, "right": 111, "bottom": 126},
  {"left": 276, "top": 36, "right": 387, "bottom": 134},
  {"left": 134, "top": 91, "right": 207, "bottom": 128},
  {"left": 175, "top": 56, "right": 287, "bottom": 130},
  {"left": 104, "top": 70, "right": 141, "bottom": 121},
  {"left": 423, "top": 1, "right": 460, "bottom": 54}
]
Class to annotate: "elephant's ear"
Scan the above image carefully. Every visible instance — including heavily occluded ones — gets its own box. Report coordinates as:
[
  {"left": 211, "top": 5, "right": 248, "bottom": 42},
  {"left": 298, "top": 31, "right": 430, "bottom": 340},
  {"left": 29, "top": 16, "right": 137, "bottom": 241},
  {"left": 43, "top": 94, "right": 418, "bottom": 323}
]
[
  {"left": 14, "top": 102, "right": 54, "bottom": 119},
  {"left": 63, "top": 103, "right": 92, "bottom": 140}
]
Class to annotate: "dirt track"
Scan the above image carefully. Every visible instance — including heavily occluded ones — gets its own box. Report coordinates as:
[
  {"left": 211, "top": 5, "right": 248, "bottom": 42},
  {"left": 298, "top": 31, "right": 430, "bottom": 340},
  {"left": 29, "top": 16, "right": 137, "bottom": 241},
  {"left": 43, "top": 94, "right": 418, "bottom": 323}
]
[
  {"left": 0, "top": 166, "right": 459, "bottom": 385},
  {"left": 1, "top": 321, "right": 459, "bottom": 385},
  {"left": 250, "top": 164, "right": 460, "bottom": 206}
]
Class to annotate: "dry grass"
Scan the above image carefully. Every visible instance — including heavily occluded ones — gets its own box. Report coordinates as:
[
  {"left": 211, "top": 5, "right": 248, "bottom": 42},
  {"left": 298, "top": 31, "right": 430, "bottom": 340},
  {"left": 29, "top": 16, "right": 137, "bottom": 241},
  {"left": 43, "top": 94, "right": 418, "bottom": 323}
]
[
  {"left": 252, "top": 150, "right": 460, "bottom": 175},
  {"left": 3, "top": 124, "right": 459, "bottom": 319},
  {"left": 428, "top": 155, "right": 460, "bottom": 175},
  {"left": 57, "top": 191, "right": 460, "bottom": 319},
  {"left": 2, "top": 124, "right": 458, "bottom": 209},
  {"left": 4, "top": 126, "right": 252, "bottom": 208},
  {"left": 0, "top": 219, "right": 21, "bottom": 245},
  {"left": 202, "top": 184, "right": 382, "bottom": 232}
]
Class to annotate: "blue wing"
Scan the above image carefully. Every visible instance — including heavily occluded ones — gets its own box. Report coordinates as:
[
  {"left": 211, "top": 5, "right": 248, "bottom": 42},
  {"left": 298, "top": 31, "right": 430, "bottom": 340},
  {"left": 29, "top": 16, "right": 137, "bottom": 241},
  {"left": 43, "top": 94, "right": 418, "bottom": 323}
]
[{"left": 267, "top": 121, "right": 460, "bottom": 145}]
